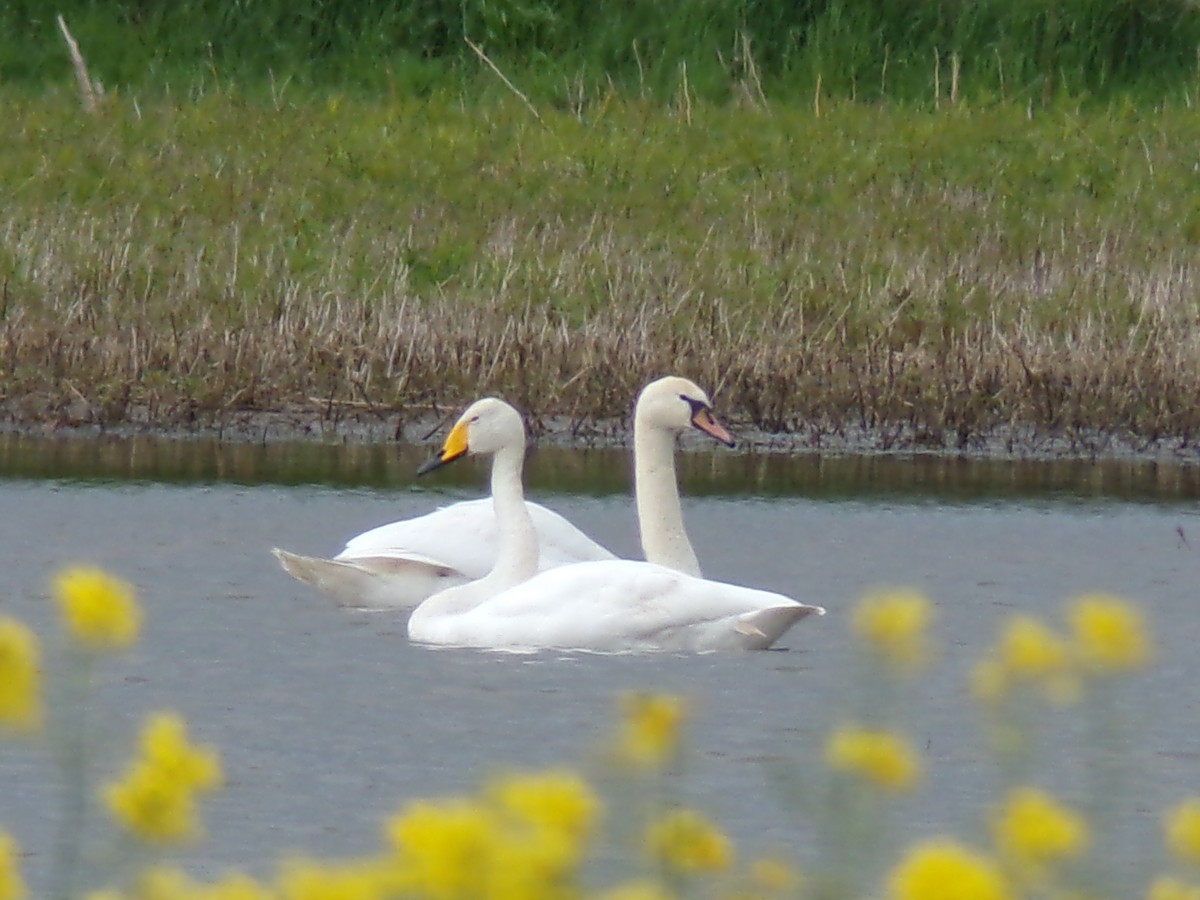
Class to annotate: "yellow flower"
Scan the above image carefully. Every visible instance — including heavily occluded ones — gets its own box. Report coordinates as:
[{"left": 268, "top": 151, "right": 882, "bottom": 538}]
[
  {"left": 488, "top": 769, "right": 598, "bottom": 849},
  {"left": 646, "top": 808, "right": 731, "bottom": 875},
  {"left": 887, "top": 839, "right": 1011, "bottom": 900},
  {"left": 594, "top": 882, "right": 675, "bottom": 900},
  {"left": 1148, "top": 876, "right": 1200, "bottom": 900},
  {"left": 851, "top": 589, "right": 933, "bottom": 672},
  {"left": 103, "top": 712, "right": 222, "bottom": 843},
  {"left": 991, "top": 787, "right": 1088, "bottom": 868},
  {"left": 0, "top": 832, "right": 25, "bottom": 900},
  {"left": 385, "top": 798, "right": 497, "bottom": 899},
  {"left": 1165, "top": 798, "right": 1200, "bottom": 866},
  {"left": 996, "top": 615, "right": 1083, "bottom": 703},
  {"left": 139, "top": 713, "right": 222, "bottom": 793},
  {"left": 612, "top": 692, "right": 685, "bottom": 769},
  {"left": 123, "top": 866, "right": 199, "bottom": 900},
  {"left": 202, "top": 873, "right": 277, "bottom": 900},
  {"left": 1068, "top": 594, "right": 1151, "bottom": 672},
  {"left": 386, "top": 776, "right": 599, "bottom": 900},
  {"left": 52, "top": 567, "right": 141, "bottom": 651},
  {"left": 105, "top": 763, "right": 202, "bottom": 843},
  {"left": 277, "top": 859, "right": 385, "bottom": 900},
  {"left": 0, "top": 618, "right": 41, "bottom": 732},
  {"left": 970, "top": 656, "right": 1010, "bottom": 706},
  {"left": 485, "top": 826, "right": 580, "bottom": 900},
  {"left": 747, "top": 856, "right": 802, "bottom": 893},
  {"left": 998, "top": 616, "right": 1071, "bottom": 676},
  {"left": 825, "top": 725, "right": 921, "bottom": 792}
]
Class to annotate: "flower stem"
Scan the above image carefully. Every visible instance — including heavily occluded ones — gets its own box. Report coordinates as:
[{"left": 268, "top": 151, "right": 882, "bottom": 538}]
[{"left": 50, "top": 649, "right": 94, "bottom": 900}]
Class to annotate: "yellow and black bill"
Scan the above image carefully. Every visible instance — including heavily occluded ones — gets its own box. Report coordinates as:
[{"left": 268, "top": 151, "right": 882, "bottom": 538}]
[{"left": 416, "top": 418, "right": 471, "bottom": 476}]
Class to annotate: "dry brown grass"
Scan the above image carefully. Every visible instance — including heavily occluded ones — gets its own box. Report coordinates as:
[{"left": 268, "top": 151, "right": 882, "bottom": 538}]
[{"left": 5, "top": 205, "right": 1198, "bottom": 455}]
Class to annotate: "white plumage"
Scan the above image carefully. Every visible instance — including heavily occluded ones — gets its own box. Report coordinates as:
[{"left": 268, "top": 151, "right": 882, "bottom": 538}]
[{"left": 408, "top": 558, "right": 825, "bottom": 653}]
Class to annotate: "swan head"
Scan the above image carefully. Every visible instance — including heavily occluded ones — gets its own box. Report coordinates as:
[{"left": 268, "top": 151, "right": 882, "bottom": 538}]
[
  {"left": 635, "top": 376, "right": 735, "bottom": 447},
  {"left": 417, "top": 397, "right": 526, "bottom": 475}
]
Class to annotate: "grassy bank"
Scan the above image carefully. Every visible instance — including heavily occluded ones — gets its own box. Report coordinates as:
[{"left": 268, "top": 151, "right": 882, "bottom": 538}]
[
  {"left": 6, "top": 0, "right": 1200, "bottom": 104},
  {"left": 3, "top": 86, "right": 1200, "bottom": 454}
]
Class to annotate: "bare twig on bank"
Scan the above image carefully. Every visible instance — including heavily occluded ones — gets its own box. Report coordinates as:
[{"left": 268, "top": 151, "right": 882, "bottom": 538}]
[
  {"left": 56, "top": 14, "right": 102, "bottom": 114},
  {"left": 464, "top": 38, "right": 543, "bottom": 124}
]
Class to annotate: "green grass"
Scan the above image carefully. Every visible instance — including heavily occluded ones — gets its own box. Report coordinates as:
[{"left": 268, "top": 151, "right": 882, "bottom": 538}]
[
  {"left": 6, "top": 0, "right": 1200, "bottom": 104},
  {"left": 3, "top": 84, "right": 1200, "bottom": 452}
]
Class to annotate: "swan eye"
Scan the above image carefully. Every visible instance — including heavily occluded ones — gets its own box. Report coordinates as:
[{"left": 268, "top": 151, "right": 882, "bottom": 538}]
[
  {"left": 470, "top": 415, "right": 481, "bottom": 423},
  {"left": 680, "top": 394, "right": 706, "bottom": 414}
]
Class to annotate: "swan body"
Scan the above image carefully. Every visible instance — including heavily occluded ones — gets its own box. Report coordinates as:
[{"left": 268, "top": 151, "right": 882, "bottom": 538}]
[
  {"left": 273, "top": 375, "right": 732, "bottom": 610},
  {"left": 408, "top": 558, "right": 825, "bottom": 652}
]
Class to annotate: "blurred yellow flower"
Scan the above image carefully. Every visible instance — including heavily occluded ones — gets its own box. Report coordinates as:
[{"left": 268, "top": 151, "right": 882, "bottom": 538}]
[
  {"left": 594, "top": 882, "right": 675, "bottom": 900},
  {"left": 0, "top": 832, "right": 24, "bottom": 900},
  {"left": 747, "top": 856, "right": 803, "bottom": 893},
  {"left": 1165, "top": 798, "right": 1200, "bottom": 866},
  {"left": 105, "top": 764, "right": 196, "bottom": 843},
  {"left": 104, "top": 712, "right": 222, "bottom": 844},
  {"left": 202, "top": 873, "right": 277, "bottom": 900},
  {"left": 485, "top": 827, "right": 579, "bottom": 900},
  {"left": 94, "top": 868, "right": 265, "bottom": 900},
  {"left": 0, "top": 618, "right": 41, "bottom": 732},
  {"left": 1068, "top": 594, "right": 1151, "bottom": 672},
  {"left": 52, "top": 566, "right": 141, "bottom": 651},
  {"left": 998, "top": 615, "right": 1082, "bottom": 704},
  {"left": 970, "top": 656, "right": 1011, "bottom": 706},
  {"left": 139, "top": 713, "right": 222, "bottom": 793},
  {"left": 646, "top": 808, "right": 731, "bottom": 875},
  {"left": 118, "top": 865, "right": 199, "bottom": 900},
  {"left": 277, "top": 859, "right": 386, "bottom": 900},
  {"left": 998, "top": 615, "right": 1071, "bottom": 676},
  {"left": 386, "top": 798, "right": 496, "bottom": 898},
  {"left": 825, "top": 725, "right": 921, "bottom": 792},
  {"left": 1148, "top": 876, "right": 1200, "bottom": 900},
  {"left": 613, "top": 692, "right": 685, "bottom": 769},
  {"left": 991, "top": 787, "right": 1088, "bottom": 868},
  {"left": 387, "top": 773, "right": 599, "bottom": 900},
  {"left": 887, "top": 839, "right": 1011, "bottom": 900},
  {"left": 488, "top": 769, "right": 598, "bottom": 848},
  {"left": 851, "top": 589, "right": 933, "bottom": 672}
]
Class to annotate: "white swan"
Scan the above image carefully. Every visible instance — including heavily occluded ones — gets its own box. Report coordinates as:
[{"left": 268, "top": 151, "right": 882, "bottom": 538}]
[
  {"left": 272, "top": 375, "right": 733, "bottom": 609},
  {"left": 409, "top": 558, "right": 826, "bottom": 653},
  {"left": 408, "top": 459, "right": 825, "bottom": 653}
]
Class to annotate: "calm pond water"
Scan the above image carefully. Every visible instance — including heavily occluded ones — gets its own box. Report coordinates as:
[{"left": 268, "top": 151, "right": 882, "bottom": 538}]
[{"left": 2, "top": 433, "right": 1198, "bottom": 894}]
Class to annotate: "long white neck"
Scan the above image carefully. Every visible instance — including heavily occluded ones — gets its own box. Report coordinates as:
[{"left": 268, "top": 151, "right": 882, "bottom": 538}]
[
  {"left": 485, "top": 442, "right": 539, "bottom": 587},
  {"left": 634, "top": 418, "right": 702, "bottom": 577},
  {"left": 409, "top": 443, "right": 538, "bottom": 630}
]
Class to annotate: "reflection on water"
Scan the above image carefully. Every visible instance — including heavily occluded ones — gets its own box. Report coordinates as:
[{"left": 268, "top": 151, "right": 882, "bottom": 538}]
[{"left": 1, "top": 432, "right": 1199, "bottom": 504}]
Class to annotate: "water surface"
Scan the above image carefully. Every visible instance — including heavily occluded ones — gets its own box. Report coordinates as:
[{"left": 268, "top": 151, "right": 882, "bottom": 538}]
[{"left": 1, "top": 435, "right": 1197, "bottom": 893}]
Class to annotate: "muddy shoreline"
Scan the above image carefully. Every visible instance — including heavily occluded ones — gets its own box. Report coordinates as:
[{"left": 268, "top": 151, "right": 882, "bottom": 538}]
[{"left": 3, "top": 401, "right": 1198, "bottom": 465}]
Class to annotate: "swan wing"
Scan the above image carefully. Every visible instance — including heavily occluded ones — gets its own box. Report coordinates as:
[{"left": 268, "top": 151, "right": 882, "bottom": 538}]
[
  {"left": 271, "top": 548, "right": 470, "bottom": 610},
  {"left": 337, "top": 498, "right": 614, "bottom": 576}
]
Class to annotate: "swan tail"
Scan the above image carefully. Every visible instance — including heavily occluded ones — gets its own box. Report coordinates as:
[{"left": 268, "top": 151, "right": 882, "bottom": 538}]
[
  {"left": 271, "top": 548, "right": 467, "bottom": 611},
  {"left": 734, "top": 603, "right": 826, "bottom": 650}
]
